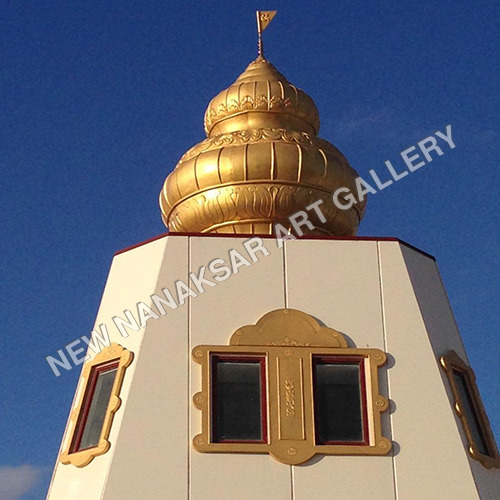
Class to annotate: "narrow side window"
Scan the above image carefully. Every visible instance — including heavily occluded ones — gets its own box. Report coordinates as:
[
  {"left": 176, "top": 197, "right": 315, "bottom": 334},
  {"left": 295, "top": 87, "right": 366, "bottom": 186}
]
[
  {"left": 312, "top": 356, "right": 368, "bottom": 445},
  {"left": 440, "top": 350, "right": 500, "bottom": 469},
  {"left": 70, "top": 362, "right": 119, "bottom": 453},
  {"left": 60, "top": 343, "right": 133, "bottom": 467},
  {"left": 211, "top": 355, "right": 267, "bottom": 443}
]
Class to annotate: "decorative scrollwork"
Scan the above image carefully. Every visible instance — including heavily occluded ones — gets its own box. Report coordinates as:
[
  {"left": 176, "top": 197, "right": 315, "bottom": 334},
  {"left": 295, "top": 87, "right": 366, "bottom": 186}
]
[
  {"left": 166, "top": 183, "right": 362, "bottom": 235},
  {"left": 179, "top": 128, "right": 320, "bottom": 164},
  {"left": 269, "top": 337, "right": 311, "bottom": 347},
  {"left": 204, "top": 94, "right": 294, "bottom": 131},
  {"left": 285, "top": 380, "right": 296, "bottom": 417}
]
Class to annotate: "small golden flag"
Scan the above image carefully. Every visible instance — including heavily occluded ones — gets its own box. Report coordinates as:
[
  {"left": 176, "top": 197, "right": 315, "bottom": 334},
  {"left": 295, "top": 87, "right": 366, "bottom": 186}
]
[{"left": 256, "top": 10, "right": 277, "bottom": 34}]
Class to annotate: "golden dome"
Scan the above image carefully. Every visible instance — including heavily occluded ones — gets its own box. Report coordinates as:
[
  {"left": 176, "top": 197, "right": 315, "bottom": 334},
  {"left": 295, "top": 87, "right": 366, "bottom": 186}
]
[{"left": 159, "top": 56, "right": 365, "bottom": 236}]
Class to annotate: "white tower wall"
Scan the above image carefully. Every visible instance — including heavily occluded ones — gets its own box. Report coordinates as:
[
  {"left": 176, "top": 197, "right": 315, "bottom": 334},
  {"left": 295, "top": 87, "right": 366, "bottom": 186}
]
[{"left": 47, "top": 235, "right": 500, "bottom": 499}]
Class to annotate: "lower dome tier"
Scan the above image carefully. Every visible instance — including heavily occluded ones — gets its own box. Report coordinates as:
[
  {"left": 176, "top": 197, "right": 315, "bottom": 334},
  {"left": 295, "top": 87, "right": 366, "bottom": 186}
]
[
  {"left": 160, "top": 128, "right": 365, "bottom": 236},
  {"left": 161, "top": 182, "right": 363, "bottom": 236}
]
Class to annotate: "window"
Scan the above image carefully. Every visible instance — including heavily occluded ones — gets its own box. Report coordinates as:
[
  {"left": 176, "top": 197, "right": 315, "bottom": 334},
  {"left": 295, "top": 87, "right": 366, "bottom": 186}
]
[
  {"left": 60, "top": 343, "right": 133, "bottom": 467},
  {"left": 70, "top": 362, "right": 119, "bottom": 453},
  {"left": 312, "top": 356, "right": 368, "bottom": 445},
  {"left": 192, "top": 308, "right": 391, "bottom": 465},
  {"left": 440, "top": 350, "right": 500, "bottom": 469},
  {"left": 211, "top": 355, "right": 267, "bottom": 443}
]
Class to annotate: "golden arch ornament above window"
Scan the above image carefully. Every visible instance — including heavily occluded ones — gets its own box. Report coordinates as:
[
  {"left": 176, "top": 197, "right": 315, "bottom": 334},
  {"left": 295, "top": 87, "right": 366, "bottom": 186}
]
[
  {"left": 60, "top": 343, "right": 133, "bottom": 468},
  {"left": 192, "top": 309, "right": 391, "bottom": 465}
]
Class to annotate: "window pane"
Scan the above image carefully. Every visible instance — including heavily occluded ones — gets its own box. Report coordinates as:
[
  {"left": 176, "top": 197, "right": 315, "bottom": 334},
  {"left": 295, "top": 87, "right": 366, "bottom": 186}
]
[
  {"left": 453, "top": 369, "right": 490, "bottom": 457},
  {"left": 212, "top": 358, "right": 264, "bottom": 442},
  {"left": 77, "top": 366, "right": 118, "bottom": 451},
  {"left": 313, "top": 360, "right": 365, "bottom": 444}
]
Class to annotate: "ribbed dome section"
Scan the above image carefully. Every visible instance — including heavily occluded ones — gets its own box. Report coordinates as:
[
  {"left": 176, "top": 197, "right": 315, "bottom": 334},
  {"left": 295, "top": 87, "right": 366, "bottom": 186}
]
[
  {"left": 159, "top": 56, "right": 366, "bottom": 236},
  {"left": 204, "top": 57, "right": 320, "bottom": 136}
]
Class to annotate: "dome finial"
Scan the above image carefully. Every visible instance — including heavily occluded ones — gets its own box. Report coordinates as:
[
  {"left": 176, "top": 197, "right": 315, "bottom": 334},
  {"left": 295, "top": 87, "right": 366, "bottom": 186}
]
[{"left": 256, "top": 10, "right": 277, "bottom": 59}]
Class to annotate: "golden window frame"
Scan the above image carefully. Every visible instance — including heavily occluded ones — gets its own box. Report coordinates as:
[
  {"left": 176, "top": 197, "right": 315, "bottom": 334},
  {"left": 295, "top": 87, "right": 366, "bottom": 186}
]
[
  {"left": 60, "top": 343, "right": 134, "bottom": 467},
  {"left": 440, "top": 350, "right": 500, "bottom": 469},
  {"left": 192, "top": 308, "right": 391, "bottom": 465}
]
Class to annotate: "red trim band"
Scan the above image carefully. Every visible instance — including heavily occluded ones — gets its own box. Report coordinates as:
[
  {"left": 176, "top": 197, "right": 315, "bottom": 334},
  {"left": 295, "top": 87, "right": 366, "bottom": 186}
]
[{"left": 114, "top": 231, "right": 435, "bottom": 261}]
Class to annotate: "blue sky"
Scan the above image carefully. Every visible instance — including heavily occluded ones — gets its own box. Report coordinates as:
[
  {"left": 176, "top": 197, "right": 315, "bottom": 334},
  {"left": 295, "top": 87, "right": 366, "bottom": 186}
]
[{"left": 1, "top": 0, "right": 498, "bottom": 497}]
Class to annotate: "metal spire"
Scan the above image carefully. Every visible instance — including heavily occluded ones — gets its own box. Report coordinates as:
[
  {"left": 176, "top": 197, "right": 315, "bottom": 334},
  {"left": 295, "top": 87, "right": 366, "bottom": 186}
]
[{"left": 256, "top": 10, "right": 277, "bottom": 59}]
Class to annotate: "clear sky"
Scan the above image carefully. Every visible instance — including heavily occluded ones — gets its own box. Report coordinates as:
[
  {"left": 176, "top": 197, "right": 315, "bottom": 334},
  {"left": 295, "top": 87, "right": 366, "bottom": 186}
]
[{"left": 1, "top": 0, "right": 498, "bottom": 498}]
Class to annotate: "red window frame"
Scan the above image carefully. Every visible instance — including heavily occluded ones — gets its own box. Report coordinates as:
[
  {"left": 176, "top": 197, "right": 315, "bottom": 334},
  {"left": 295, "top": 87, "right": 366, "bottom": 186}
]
[
  {"left": 210, "top": 354, "right": 268, "bottom": 444},
  {"left": 69, "top": 360, "right": 119, "bottom": 453},
  {"left": 312, "top": 355, "right": 369, "bottom": 446}
]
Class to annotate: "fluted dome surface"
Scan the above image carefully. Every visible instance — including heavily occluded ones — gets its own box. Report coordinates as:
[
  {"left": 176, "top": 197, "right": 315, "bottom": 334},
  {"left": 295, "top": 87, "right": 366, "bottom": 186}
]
[
  {"left": 204, "top": 58, "right": 320, "bottom": 136},
  {"left": 160, "top": 56, "right": 366, "bottom": 236}
]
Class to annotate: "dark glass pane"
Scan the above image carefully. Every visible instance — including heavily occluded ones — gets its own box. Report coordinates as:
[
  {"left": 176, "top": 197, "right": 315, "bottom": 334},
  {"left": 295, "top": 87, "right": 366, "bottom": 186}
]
[
  {"left": 313, "top": 361, "right": 364, "bottom": 444},
  {"left": 453, "top": 370, "right": 490, "bottom": 457},
  {"left": 212, "top": 360, "right": 263, "bottom": 442},
  {"left": 77, "top": 367, "right": 118, "bottom": 451}
]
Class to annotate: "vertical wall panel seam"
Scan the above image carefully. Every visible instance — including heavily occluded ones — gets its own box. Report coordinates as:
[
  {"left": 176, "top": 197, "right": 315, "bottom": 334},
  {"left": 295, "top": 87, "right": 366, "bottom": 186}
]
[
  {"left": 187, "top": 236, "right": 191, "bottom": 500},
  {"left": 100, "top": 239, "right": 170, "bottom": 500},
  {"left": 283, "top": 242, "right": 294, "bottom": 499},
  {"left": 377, "top": 242, "right": 398, "bottom": 500}
]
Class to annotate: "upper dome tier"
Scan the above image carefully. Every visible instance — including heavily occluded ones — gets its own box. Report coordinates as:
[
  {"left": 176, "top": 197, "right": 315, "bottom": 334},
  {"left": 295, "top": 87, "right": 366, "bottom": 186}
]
[
  {"left": 204, "top": 57, "right": 320, "bottom": 136},
  {"left": 159, "top": 56, "right": 366, "bottom": 236}
]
